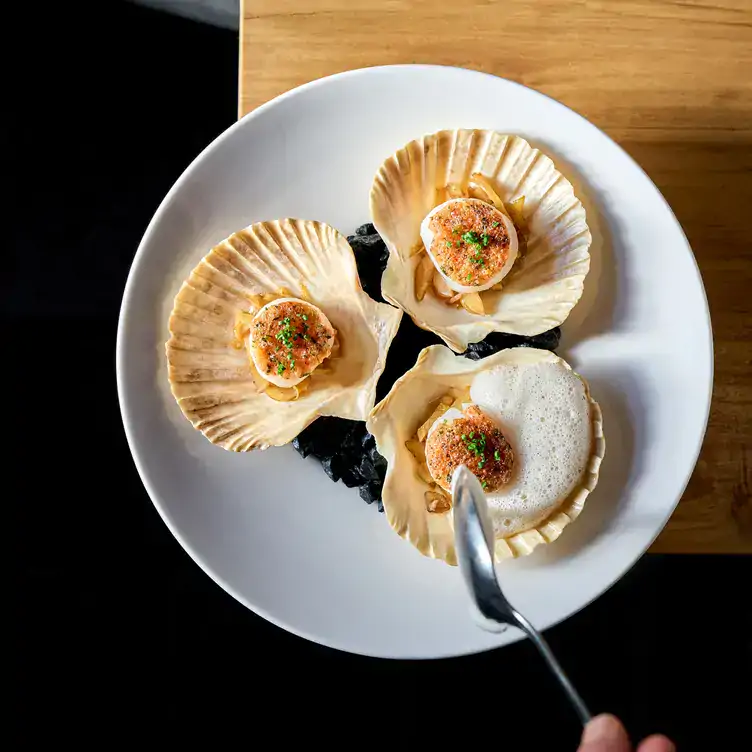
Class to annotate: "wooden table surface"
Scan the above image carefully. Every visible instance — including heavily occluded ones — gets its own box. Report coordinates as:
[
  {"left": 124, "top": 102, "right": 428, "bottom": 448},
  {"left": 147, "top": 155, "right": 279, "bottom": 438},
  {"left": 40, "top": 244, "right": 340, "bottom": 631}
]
[{"left": 239, "top": 0, "right": 752, "bottom": 553}]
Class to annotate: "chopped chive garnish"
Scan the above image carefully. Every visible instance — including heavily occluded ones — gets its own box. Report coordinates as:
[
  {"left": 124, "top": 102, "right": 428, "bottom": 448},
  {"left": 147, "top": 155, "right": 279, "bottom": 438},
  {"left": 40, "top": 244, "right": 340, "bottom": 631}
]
[
  {"left": 276, "top": 362, "right": 285, "bottom": 375},
  {"left": 464, "top": 430, "right": 487, "bottom": 459},
  {"left": 492, "top": 221, "right": 500, "bottom": 227},
  {"left": 482, "top": 481, "right": 488, "bottom": 489},
  {"left": 494, "top": 450, "right": 501, "bottom": 461}
]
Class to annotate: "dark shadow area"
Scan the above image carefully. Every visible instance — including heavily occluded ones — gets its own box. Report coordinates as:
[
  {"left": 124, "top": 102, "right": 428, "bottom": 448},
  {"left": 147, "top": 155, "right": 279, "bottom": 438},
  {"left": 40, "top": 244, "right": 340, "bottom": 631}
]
[
  {"left": 9, "top": 2, "right": 751, "bottom": 748},
  {"left": 526, "top": 138, "right": 628, "bottom": 345},
  {"left": 529, "top": 369, "right": 644, "bottom": 563}
]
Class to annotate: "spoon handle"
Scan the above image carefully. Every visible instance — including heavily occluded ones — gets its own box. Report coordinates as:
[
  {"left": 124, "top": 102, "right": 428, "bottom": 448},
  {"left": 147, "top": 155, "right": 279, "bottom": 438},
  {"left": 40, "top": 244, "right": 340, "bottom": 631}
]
[{"left": 513, "top": 609, "right": 591, "bottom": 726}]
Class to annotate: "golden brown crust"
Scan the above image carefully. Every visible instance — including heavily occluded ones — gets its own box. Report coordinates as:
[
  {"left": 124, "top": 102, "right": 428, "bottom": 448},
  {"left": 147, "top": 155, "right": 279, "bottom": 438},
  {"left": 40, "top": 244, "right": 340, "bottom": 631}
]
[
  {"left": 424, "top": 405, "right": 514, "bottom": 493},
  {"left": 250, "top": 300, "right": 334, "bottom": 381},
  {"left": 428, "top": 202, "right": 511, "bottom": 287}
]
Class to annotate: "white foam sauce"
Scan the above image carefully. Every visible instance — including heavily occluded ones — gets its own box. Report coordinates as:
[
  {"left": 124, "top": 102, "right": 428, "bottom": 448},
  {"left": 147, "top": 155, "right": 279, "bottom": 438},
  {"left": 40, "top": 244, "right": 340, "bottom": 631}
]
[{"left": 469, "top": 361, "right": 592, "bottom": 536}]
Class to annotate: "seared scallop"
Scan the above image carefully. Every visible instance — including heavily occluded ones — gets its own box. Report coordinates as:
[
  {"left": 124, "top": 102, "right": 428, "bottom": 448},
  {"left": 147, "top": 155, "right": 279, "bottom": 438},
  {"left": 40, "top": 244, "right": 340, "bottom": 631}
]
[
  {"left": 248, "top": 298, "right": 335, "bottom": 388},
  {"left": 166, "top": 219, "right": 402, "bottom": 451},
  {"left": 370, "top": 130, "right": 593, "bottom": 352},
  {"left": 425, "top": 404, "right": 514, "bottom": 493},
  {"left": 367, "top": 345, "right": 605, "bottom": 563},
  {"left": 420, "top": 198, "right": 518, "bottom": 293}
]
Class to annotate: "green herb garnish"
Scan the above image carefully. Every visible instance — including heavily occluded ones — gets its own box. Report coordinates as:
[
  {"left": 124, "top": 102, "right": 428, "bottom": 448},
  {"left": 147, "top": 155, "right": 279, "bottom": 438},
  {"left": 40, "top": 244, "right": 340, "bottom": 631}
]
[
  {"left": 464, "top": 431, "right": 487, "bottom": 460},
  {"left": 492, "top": 221, "right": 500, "bottom": 227},
  {"left": 275, "top": 316, "right": 294, "bottom": 349},
  {"left": 276, "top": 362, "right": 285, "bottom": 375}
]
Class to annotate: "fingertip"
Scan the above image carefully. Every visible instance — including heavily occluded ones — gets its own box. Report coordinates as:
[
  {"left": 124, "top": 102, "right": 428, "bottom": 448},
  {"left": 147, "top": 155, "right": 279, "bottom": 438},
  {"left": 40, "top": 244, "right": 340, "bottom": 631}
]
[
  {"left": 637, "top": 734, "right": 676, "bottom": 752},
  {"left": 578, "top": 713, "right": 631, "bottom": 751}
]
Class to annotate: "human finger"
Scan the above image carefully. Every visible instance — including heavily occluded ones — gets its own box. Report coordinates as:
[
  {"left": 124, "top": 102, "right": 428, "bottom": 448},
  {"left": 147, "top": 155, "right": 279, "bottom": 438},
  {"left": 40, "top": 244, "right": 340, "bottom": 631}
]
[
  {"left": 637, "top": 735, "right": 675, "bottom": 752},
  {"left": 577, "top": 714, "right": 632, "bottom": 752}
]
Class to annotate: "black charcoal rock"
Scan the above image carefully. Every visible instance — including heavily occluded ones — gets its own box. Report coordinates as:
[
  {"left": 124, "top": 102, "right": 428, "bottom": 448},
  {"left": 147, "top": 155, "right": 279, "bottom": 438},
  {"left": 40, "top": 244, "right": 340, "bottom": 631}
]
[
  {"left": 292, "top": 434, "right": 314, "bottom": 459},
  {"left": 359, "top": 481, "right": 382, "bottom": 505},
  {"left": 371, "top": 452, "right": 387, "bottom": 479},
  {"left": 347, "top": 233, "right": 386, "bottom": 250},
  {"left": 321, "top": 456, "right": 341, "bottom": 483},
  {"left": 358, "top": 455, "right": 380, "bottom": 482},
  {"left": 340, "top": 466, "right": 364, "bottom": 488},
  {"left": 526, "top": 327, "right": 561, "bottom": 351}
]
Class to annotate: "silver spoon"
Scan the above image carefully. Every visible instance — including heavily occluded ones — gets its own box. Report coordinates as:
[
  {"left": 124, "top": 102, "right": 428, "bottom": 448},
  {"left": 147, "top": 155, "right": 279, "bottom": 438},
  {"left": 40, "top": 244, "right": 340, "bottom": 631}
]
[{"left": 452, "top": 464, "right": 591, "bottom": 726}]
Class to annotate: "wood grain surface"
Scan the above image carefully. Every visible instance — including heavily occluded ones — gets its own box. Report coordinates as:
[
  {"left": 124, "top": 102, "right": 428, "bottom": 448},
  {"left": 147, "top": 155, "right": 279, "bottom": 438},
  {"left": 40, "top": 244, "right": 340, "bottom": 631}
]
[{"left": 240, "top": 0, "right": 752, "bottom": 553}]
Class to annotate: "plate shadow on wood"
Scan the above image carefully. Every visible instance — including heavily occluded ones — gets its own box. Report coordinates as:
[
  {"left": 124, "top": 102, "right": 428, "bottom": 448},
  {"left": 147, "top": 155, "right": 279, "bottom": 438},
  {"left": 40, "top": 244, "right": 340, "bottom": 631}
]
[{"left": 524, "top": 137, "right": 628, "bottom": 344}]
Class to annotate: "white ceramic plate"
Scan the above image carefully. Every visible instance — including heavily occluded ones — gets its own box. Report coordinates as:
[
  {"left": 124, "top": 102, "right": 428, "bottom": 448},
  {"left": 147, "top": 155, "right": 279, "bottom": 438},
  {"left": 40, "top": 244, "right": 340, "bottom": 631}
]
[{"left": 117, "top": 65, "right": 712, "bottom": 658}]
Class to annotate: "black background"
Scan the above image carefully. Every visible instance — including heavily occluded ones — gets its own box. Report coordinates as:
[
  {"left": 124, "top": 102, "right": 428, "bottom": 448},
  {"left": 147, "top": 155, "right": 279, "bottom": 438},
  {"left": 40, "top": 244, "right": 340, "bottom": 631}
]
[{"left": 9, "top": 2, "right": 751, "bottom": 747}]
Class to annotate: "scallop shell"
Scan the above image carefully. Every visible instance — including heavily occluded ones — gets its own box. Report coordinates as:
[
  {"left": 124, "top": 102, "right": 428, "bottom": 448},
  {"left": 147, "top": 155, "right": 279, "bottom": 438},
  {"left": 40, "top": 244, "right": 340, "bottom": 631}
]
[
  {"left": 366, "top": 346, "right": 604, "bottom": 564},
  {"left": 371, "top": 130, "right": 592, "bottom": 352},
  {"left": 166, "top": 219, "right": 402, "bottom": 450}
]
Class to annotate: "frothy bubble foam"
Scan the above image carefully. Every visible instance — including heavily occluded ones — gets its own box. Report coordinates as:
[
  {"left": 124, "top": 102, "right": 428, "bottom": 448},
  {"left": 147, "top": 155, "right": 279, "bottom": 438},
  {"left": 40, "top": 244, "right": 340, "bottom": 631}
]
[{"left": 469, "top": 361, "right": 592, "bottom": 536}]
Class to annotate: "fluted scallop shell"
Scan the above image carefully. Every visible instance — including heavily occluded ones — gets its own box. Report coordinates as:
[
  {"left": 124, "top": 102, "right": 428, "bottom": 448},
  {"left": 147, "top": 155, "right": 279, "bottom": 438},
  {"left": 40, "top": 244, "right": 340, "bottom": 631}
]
[
  {"left": 166, "top": 219, "right": 402, "bottom": 450},
  {"left": 371, "top": 130, "right": 592, "bottom": 352},
  {"left": 367, "top": 346, "right": 604, "bottom": 564}
]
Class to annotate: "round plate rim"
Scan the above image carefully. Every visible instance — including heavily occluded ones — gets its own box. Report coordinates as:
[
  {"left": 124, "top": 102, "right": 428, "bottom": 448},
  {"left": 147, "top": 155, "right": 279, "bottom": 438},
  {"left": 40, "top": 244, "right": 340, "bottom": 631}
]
[{"left": 116, "top": 64, "right": 714, "bottom": 658}]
